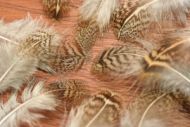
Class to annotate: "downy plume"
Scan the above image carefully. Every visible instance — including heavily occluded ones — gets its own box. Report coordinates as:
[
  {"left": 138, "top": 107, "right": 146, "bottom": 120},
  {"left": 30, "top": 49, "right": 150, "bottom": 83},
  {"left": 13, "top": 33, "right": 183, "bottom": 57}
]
[
  {"left": 0, "top": 17, "right": 62, "bottom": 73},
  {"left": 65, "top": 90, "right": 122, "bottom": 127},
  {"left": 0, "top": 43, "right": 37, "bottom": 93},
  {"left": 0, "top": 81, "right": 58, "bottom": 127},
  {"left": 80, "top": 0, "right": 118, "bottom": 31},
  {"left": 140, "top": 30, "right": 190, "bottom": 96},
  {"left": 113, "top": 0, "right": 190, "bottom": 39},
  {"left": 121, "top": 90, "right": 190, "bottom": 127}
]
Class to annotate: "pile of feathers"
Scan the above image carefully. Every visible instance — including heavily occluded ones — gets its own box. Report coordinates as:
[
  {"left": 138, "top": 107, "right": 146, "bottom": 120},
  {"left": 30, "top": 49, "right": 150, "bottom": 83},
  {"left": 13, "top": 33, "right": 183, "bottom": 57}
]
[{"left": 1, "top": 0, "right": 190, "bottom": 127}]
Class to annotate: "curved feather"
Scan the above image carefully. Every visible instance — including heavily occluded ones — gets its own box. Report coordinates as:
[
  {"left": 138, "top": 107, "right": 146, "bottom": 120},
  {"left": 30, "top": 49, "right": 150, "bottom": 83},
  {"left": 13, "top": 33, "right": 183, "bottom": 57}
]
[
  {"left": 141, "top": 30, "right": 190, "bottom": 96},
  {"left": 115, "top": 0, "right": 190, "bottom": 39},
  {"left": 121, "top": 90, "right": 190, "bottom": 127},
  {"left": 0, "top": 81, "right": 58, "bottom": 127}
]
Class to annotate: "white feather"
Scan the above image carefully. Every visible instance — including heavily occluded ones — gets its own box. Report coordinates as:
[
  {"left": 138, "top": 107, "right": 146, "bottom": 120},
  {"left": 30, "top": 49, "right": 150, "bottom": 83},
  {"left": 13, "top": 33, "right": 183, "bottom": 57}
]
[
  {"left": 80, "top": 0, "right": 118, "bottom": 30},
  {"left": 0, "top": 43, "right": 37, "bottom": 93},
  {"left": 0, "top": 16, "right": 61, "bottom": 46},
  {"left": 119, "top": 0, "right": 190, "bottom": 37},
  {"left": 0, "top": 81, "right": 58, "bottom": 127}
]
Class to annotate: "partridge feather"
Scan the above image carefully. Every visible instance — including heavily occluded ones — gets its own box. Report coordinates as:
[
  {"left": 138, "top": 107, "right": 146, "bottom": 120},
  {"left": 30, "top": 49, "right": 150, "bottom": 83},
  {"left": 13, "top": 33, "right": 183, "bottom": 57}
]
[
  {"left": 112, "top": 0, "right": 190, "bottom": 39},
  {"left": 91, "top": 44, "right": 148, "bottom": 79},
  {"left": 66, "top": 90, "right": 122, "bottom": 127},
  {"left": 0, "top": 81, "right": 58, "bottom": 127},
  {"left": 80, "top": 0, "right": 118, "bottom": 30},
  {"left": 75, "top": 22, "right": 99, "bottom": 54}
]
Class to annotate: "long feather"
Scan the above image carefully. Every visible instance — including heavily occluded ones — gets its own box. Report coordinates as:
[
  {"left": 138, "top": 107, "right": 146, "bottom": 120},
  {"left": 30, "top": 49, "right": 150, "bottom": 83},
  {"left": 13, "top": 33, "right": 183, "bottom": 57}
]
[
  {"left": 121, "top": 90, "right": 190, "bottom": 127},
  {"left": 0, "top": 81, "right": 58, "bottom": 127},
  {"left": 113, "top": 0, "right": 190, "bottom": 39},
  {"left": 65, "top": 90, "right": 122, "bottom": 127},
  {"left": 141, "top": 30, "right": 190, "bottom": 96},
  {"left": 80, "top": 0, "right": 118, "bottom": 30},
  {"left": 0, "top": 43, "right": 37, "bottom": 93}
]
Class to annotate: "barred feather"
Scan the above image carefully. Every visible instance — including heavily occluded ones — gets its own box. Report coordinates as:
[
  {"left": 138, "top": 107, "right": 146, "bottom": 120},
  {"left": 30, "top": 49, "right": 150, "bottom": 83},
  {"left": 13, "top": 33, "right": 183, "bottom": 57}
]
[
  {"left": 0, "top": 81, "right": 58, "bottom": 127},
  {"left": 92, "top": 44, "right": 148, "bottom": 79},
  {"left": 43, "top": 0, "right": 70, "bottom": 19},
  {"left": 48, "top": 79, "right": 89, "bottom": 100},
  {"left": 112, "top": 0, "right": 190, "bottom": 39},
  {"left": 46, "top": 39, "right": 86, "bottom": 73},
  {"left": 141, "top": 30, "right": 190, "bottom": 96},
  {"left": 66, "top": 90, "right": 122, "bottom": 127},
  {"left": 80, "top": 0, "right": 118, "bottom": 30}
]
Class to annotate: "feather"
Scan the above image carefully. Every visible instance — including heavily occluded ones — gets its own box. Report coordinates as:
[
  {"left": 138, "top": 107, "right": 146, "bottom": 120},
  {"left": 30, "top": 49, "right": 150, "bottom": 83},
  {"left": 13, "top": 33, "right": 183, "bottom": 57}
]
[
  {"left": 140, "top": 30, "right": 190, "bottom": 96},
  {"left": 0, "top": 43, "right": 37, "bottom": 93},
  {"left": 0, "top": 16, "right": 44, "bottom": 42},
  {"left": 43, "top": 0, "right": 70, "bottom": 19},
  {"left": 47, "top": 79, "right": 89, "bottom": 110},
  {"left": 0, "top": 81, "right": 58, "bottom": 127},
  {"left": 91, "top": 44, "right": 148, "bottom": 80},
  {"left": 65, "top": 90, "right": 122, "bottom": 127},
  {"left": 0, "top": 17, "right": 63, "bottom": 73},
  {"left": 75, "top": 22, "right": 99, "bottom": 54},
  {"left": 80, "top": 0, "right": 118, "bottom": 31},
  {"left": 121, "top": 90, "right": 190, "bottom": 127},
  {"left": 113, "top": 0, "right": 190, "bottom": 39}
]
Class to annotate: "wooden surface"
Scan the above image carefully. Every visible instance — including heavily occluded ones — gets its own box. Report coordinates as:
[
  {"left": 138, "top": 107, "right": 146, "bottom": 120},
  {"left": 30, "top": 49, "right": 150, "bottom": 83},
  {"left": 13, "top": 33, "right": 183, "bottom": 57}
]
[
  {"left": 0, "top": 0, "right": 137, "bottom": 127},
  {"left": 1, "top": 0, "right": 190, "bottom": 127}
]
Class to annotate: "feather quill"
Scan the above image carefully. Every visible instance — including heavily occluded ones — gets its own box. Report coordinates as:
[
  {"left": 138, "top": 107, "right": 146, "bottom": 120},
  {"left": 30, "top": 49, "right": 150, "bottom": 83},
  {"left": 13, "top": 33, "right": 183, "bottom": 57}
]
[
  {"left": 113, "top": 0, "right": 190, "bottom": 39},
  {"left": 0, "top": 81, "right": 58, "bottom": 127},
  {"left": 121, "top": 90, "right": 190, "bottom": 127},
  {"left": 65, "top": 90, "right": 122, "bottom": 127},
  {"left": 140, "top": 30, "right": 190, "bottom": 96},
  {"left": 80, "top": 0, "right": 118, "bottom": 31},
  {"left": 0, "top": 43, "right": 37, "bottom": 93},
  {"left": 43, "top": 0, "right": 70, "bottom": 19}
]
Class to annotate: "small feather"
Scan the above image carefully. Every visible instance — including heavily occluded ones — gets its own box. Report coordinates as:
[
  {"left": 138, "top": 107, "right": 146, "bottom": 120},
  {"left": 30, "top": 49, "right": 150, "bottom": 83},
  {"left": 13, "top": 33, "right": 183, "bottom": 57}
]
[
  {"left": 80, "top": 0, "right": 118, "bottom": 31},
  {"left": 43, "top": 0, "right": 70, "bottom": 19},
  {"left": 0, "top": 81, "right": 58, "bottom": 127},
  {"left": 91, "top": 44, "right": 147, "bottom": 80}
]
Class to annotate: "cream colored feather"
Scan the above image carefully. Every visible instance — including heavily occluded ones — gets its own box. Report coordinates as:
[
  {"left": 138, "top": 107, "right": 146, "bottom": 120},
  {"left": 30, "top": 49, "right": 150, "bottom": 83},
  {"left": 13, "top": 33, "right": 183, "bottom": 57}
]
[
  {"left": 120, "top": 90, "right": 190, "bottom": 127},
  {"left": 0, "top": 43, "right": 37, "bottom": 93},
  {"left": 140, "top": 30, "right": 190, "bottom": 96},
  {"left": 0, "top": 81, "right": 58, "bottom": 127},
  {"left": 80, "top": 0, "right": 118, "bottom": 31}
]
